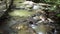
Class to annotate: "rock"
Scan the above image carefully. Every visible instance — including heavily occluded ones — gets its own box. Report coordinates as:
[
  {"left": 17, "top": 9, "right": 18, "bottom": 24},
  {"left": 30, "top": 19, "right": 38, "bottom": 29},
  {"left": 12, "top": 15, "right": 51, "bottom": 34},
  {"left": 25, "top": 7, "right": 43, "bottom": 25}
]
[
  {"left": 25, "top": 5, "right": 33, "bottom": 10},
  {"left": 47, "top": 18, "right": 54, "bottom": 23},
  {"left": 22, "top": 1, "right": 34, "bottom": 6},
  {"left": 33, "top": 16, "right": 39, "bottom": 20},
  {"left": 37, "top": 32, "right": 44, "bottom": 34},
  {"left": 39, "top": 15, "right": 47, "bottom": 21},
  {"left": 36, "top": 21, "right": 43, "bottom": 24},
  {"left": 30, "top": 24, "right": 37, "bottom": 29},
  {"left": 36, "top": 10, "right": 46, "bottom": 14},
  {"left": 39, "top": 3, "right": 51, "bottom": 6},
  {"left": 33, "top": 5, "right": 40, "bottom": 10},
  {"left": 19, "top": 6, "right": 25, "bottom": 9}
]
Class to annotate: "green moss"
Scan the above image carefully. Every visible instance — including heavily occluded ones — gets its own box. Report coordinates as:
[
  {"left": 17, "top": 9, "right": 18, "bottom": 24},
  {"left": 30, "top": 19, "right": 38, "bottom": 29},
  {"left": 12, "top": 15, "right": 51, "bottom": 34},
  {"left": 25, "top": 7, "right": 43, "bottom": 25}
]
[
  {"left": 14, "top": 0, "right": 25, "bottom": 2},
  {"left": 9, "top": 10, "right": 35, "bottom": 17},
  {"left": 57, "top": 14, "right": 60, "bottom": 17}
]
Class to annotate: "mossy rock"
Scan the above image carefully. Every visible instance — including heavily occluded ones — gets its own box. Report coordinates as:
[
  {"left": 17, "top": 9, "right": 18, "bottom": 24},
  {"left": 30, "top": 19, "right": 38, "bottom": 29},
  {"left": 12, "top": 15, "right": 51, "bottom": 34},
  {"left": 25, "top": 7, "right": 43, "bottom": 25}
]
[{"left": 9, "top": 10, "right": 36, "bottom": 17}]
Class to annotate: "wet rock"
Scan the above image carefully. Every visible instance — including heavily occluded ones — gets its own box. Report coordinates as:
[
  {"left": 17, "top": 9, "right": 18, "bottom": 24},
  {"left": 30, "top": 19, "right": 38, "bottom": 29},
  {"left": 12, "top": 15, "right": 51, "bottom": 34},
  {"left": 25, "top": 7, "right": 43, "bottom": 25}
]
[
  {"left": 22, "top": 1, "right": 34, "bottom": 6},
  {"left": 33, "top": 5, "right": 40, "bottom": 10}
]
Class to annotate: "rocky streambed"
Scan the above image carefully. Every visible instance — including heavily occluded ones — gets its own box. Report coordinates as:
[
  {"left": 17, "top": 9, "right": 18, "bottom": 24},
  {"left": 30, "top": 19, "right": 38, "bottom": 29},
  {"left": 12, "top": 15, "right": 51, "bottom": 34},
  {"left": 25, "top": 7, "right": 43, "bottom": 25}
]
[{"left": 0, "top": 0, "right": 60, "bottom": 34}]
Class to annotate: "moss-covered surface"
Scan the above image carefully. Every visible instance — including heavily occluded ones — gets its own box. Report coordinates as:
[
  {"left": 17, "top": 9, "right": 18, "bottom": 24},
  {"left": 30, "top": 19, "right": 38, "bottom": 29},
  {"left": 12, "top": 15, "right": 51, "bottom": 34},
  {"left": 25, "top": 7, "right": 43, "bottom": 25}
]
[
  {"left": 13, "top": 0, "right": 26, "bottom": 7},
  {"left": 57, "top": 14, "right": 60, "bottom": 17},
  {"left": 9, "top": 10, "right": 36, "bottom": 17}
]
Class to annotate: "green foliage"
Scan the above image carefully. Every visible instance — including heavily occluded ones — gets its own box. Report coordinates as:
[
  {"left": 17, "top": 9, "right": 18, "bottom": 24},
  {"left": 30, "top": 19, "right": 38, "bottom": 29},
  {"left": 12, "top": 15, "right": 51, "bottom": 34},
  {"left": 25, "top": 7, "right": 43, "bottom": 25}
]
[
  {"left": 42, "top": 0, "right": 60, "bottom": 17},
  {"left": 44, "top": 0, "right": 60, "bottom": 4},
  {"left": 57, "top": 14, "right": 60, "bottom": 17}
]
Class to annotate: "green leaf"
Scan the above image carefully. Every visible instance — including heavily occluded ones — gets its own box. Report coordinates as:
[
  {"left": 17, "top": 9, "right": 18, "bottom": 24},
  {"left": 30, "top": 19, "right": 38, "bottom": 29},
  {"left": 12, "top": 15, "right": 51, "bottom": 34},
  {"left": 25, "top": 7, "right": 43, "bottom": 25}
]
[{"left": 57, "top": 14, "right": 60, "bottom": 17}]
